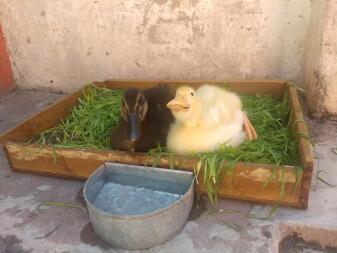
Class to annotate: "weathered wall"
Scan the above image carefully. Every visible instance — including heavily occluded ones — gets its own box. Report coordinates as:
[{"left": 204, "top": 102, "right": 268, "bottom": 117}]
[
  {"left": 0, "top": 24, "right": 13, "bottom": 92},
  {"left": 305, "top": 0, "right": 337, "bottom": 118},
  {"left": 0, "top": 0, "right": 310, "bottom": 92}
]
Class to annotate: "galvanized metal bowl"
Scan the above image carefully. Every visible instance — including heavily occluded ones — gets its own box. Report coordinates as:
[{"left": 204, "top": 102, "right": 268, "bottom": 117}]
[{"left": 83, "top": 162, "right": 194, "bottom": 250}]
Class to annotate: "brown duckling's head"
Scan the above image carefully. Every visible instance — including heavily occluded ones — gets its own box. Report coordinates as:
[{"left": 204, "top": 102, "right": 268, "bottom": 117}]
[{"left": 120, "top": 88, "right": 148, "bottom": 142}]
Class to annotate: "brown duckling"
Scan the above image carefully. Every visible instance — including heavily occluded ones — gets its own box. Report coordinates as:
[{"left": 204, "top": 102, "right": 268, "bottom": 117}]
[{"left": 110, "top": 85, "right": 174, "bottom": 152}]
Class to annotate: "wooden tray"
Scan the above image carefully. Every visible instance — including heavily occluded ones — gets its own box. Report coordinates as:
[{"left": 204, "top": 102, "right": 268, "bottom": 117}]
[{"left": 0, "top": 80, "right": 314, "bottom": 209}]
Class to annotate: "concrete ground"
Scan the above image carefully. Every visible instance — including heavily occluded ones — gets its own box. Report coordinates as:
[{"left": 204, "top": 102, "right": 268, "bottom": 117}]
[{"left": 0, "top": 89, "right": 336, "bottom": 253}]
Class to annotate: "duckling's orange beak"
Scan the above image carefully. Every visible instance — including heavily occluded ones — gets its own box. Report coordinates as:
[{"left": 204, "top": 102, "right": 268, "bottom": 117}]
[{"left": 167, "top": 96, "right": 190, "bottom": 112}]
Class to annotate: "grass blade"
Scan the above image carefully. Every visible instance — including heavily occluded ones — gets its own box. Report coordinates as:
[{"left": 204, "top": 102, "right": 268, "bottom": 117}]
[
  {"left": 201, "top": 208, "right": 218, "bottom": 217},
  {"left": 219, "top": 208, "right": 241, "bottom": 214},
  {"left": 37, "top": 201, "right": 87, "bottom": 212},
  {"left": 247, "top": 204, "right": 279, "bottom": 220},
  {"left": 222, "top": 220, "right": 242, "bottom": 232},
  {"left": 290, "top": 166, "right": 302, "bottom": 195},
  {"left": 280, "top": 169, "right": 285, "bottom": 199}
]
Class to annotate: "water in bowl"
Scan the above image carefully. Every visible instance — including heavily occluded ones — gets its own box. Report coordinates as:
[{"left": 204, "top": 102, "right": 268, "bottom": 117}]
[{"left": 93, "top": 181, "right": 182, "bottom": 216}]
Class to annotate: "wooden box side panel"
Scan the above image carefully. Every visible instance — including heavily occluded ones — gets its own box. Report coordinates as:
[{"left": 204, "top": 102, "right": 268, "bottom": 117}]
[
  {"left": 287, "top": 83, "right": 314, "bottom": 209},
  {"left": 6, "top": 143, "right": 301, "bottom": 207},
  {"left": 0, "top": 89, "right": 83, "bottom": 145}
]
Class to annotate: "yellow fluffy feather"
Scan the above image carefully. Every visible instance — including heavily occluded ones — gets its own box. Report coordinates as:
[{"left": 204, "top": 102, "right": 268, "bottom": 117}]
[{"left": 166, "top": 84, "right": 247, "bottom": 154}]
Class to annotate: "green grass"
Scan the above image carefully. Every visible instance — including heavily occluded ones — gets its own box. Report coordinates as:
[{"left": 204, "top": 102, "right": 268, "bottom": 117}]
[
  {"left": 32, "top": 84, "right": 300, "bottom": 166},
  {"left": 147, "top": 93, "right": 299, "bottom": 163},
  {"left": 31, "top": 84, "right": 301, "bottom": 205},
  {"left": 32, "top": 84, "right": 123, "bottom": 149}
]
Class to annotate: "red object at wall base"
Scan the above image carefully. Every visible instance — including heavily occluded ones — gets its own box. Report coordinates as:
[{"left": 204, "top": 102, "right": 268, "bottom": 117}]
[{"left": 0, "top": 24, "right": 14, "bottom": 92}]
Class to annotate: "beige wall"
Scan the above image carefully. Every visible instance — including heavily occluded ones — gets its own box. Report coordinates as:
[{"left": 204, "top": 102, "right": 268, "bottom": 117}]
[
  {"left": 305, "top": 0, "right": 337, "bottom": 117},
  {"left": 0, "top": 0, "right": 310, "bottom": 92},
  {"left": 1, "top": 0, "right": 336, "bottom": 116},
  {"left": 304, "top": 0, "right": 326, "bottom": 117}
]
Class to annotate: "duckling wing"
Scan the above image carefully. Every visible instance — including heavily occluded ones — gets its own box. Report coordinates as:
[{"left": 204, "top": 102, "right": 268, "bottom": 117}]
[
  {"left": 218, "top": 101, "right": 234, "bottom": 120},
  {"left": 196, "top": 85, "right": 221, "bottom": 128},
  {"left": 198, "top": 104, "right": 222, "bottom": 128},
  {"left": 200, "top": 102, "right": 239, "bottom": 128},
  {"left": 196, "top": 84, "right": 240, "bottom": 128}
]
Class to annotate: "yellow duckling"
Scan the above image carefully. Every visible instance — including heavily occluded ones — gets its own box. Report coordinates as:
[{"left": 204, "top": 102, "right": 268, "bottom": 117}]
[{"left": 166, "top": 84, "right": 257, "bottom": 154}]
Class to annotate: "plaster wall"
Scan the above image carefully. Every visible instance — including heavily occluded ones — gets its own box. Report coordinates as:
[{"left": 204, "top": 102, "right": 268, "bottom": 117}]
[
  {"left": 0, "top": 0, "right": 310, "bottom": 92},
  {"left": 321, "top": 2, "right": 337, "bottom": 116},
  {"left": 305, "top": 0, "right": 337, "bottom": 117}
]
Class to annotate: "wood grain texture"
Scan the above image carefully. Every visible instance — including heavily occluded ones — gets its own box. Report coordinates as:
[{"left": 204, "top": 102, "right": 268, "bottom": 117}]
[
  {"left": 6, "top": 142, "right": 301, "bottom": 207},
  {"left": 287, "top": 82, "right": 314, "bottom": 209}
]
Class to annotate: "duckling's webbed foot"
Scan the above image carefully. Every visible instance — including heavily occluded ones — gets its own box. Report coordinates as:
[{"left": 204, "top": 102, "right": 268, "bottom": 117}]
[{"left": 243, "top": 112, "right": 257, "bottom": 141}]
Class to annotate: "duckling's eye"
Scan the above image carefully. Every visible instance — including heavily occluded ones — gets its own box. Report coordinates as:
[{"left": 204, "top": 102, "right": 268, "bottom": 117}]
[{"left": 190, "top": 92, "right": 194, "bottom": 96}]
